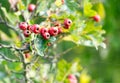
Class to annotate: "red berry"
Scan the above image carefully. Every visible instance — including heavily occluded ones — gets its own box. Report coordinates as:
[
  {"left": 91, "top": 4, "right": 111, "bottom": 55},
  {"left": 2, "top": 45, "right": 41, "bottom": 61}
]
[
  {"left": 24, "top": 53, "right": 30, "bottom": 58},
  {"left": 19, "top": 22, "right": 28, "bottom": 30},
  {"left": 47, "top": 42, "right": 52, "bottom": 46},
  {"left": 42, "top": 32, "right": 50, "bottom": 40},
  {"left": 64, "top": 19, "right": 72, "bottom": 29},
  {"left": 58, "top": 27, "right": 62, "bottom": 34},
  {"left": 68, "top": 74, "right": 77, "bottom": 83},
  {"left": 40, "top": 28, "right": 48, "bottom": 35},
  {"left": 28, "top": 4, "right": 36, "bottom": 12},
  {"left": 27, "top": 25, "right": 31, "bottom": 30},
  {"left": 23, "top": 30, "right": 31, "bottom": 37},
  {"left": 30, "top": 24, "right": 40, "bottom": 34},
  {"left": 64, "top": 24, "right": 70, "bottom": 29},
  {"left": 49, "top": 27, "right": 58, "bottom": 36},
  {"left": 93, "top": 15, "right": 100, "bottom": 22},
  {"left": 54, "top": 21, "right": 61, "bottom": 27},
  {"left": 61, "top": 0, "right": 64, "bottom": 4}
]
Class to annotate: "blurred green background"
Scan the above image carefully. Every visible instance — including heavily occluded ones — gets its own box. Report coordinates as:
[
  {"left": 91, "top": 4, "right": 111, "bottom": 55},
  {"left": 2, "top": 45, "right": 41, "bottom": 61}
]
[
  {"left": 61, "top": 0, "right": 120, "bottom": 83},
  {"left": 0, "top": 0, "right": 120, "bottom": 83}
]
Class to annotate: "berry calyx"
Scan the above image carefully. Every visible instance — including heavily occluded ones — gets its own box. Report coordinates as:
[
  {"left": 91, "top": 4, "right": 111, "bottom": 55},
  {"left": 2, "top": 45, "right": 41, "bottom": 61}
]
[
  {"left": 19, "top": 22, "right": 28, "bottom": 30},
  {"left": 49, "top": 27, "right": 58, "bottom": 36},
  {"left": 64, "top": 18, "right": 72, "bottom": 29},
  {"left": 28, "top": 4, "right": 36, "bottom": 12},
  {"left": 68, "top": 74, "right": 77, "bottom": 83},
  {"left": 40, "top": 27, "right": 48, "bottom": 35},
  {"left": 47, "top": 42, "right": 52, "bottom": 46},
  {"left": 93, "top": 14, "right": 101, "bottom": 22},
  {"left": 23, "top": 30, "right": 31, "bottom": 37},
  {"left": 30, "top": 24, "right": 40, "bottom": 34},
  {"left": 42, "top": 32, "right": 50, "bottom": 40}
]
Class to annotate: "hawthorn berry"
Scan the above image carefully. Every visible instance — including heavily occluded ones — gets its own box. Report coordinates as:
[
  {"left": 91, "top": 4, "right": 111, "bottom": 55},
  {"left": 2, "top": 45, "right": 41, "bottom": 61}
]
[
  {"left": 49, "top": 27, "right": 59, "bottom": 36},
  {"left": 30, "top": 24, "right": 40, "bottom": 34},
  {"left": 62, "top": 0, "right": 64, "bottom": 4},
  {"left": 68, "top": 74, "right": 77, "bottom": 83},
  {"left": 24, "top": 53, "right": 30, "bottom": 58},
  {"left": 27, "top": 25, "right": 31, "bottom": 30},
  {"left": 93, "top": 14, "right": 101, "bottom": 22},
  {"left": 58, "top": 27, "right": 62, "bottom": 34},
  {"left": 64, "top": 18, "right": 72, "bottom": 29},
  {"left": 40, "top": 27, "right": 48, "bottom": 35},
  {"left": 42, "top": 32, "right": 50, "bottom": 40},
  {"left": 54, "top": 21, "right": 61, "bottom": 27},
  {"left": 28, "top": 4, "right": 36, "bottom": 12},
  {"left": 19, "top": 22, "right": 28, "bottom": 30},
  {"left": 23, "top": 30, "right": 31, "bottom": 37}
]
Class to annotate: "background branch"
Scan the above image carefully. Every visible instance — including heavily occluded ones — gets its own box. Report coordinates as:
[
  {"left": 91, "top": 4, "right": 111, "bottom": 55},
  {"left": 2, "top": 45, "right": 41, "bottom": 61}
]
[
  {"left": 0, "top": 17, "right": 24, "bottom": 40},
  {"left": 0, "top": 52, "right": 19, "bottom": 62}
]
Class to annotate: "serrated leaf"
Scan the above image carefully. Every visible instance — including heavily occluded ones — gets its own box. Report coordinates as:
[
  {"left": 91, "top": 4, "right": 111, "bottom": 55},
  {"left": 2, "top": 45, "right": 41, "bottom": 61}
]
[
  {"left": 0, "top": 7, "right": 20, "bottom": 25},
  {"left": 36, "top": 1, "right": 47, "bottom": 14},
  {"left": 34, "top": 35, "right": 56, "bottom": 56},
  {"left": 66, "top": 0, "right": 79, "bottom": 11},
  {"left": 84, "top": 0, "right": 97, "bottom": 17},
  {"left": 34, "top": 35, "right": 47, "bottom": 56}
]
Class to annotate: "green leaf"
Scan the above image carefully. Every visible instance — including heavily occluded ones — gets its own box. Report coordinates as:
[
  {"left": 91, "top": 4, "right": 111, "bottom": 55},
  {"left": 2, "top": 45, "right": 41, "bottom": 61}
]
[
  {"left": 30, "top": 16, "right": 46, "bottom": 24},
  {"left": 0, "top": 0, "right": 10, "bottom": 11},
  {"left": 0, "top": 7, "right": 20, "bottom": 25},
  {"left": 66, "top": 0, "right": 79, "bottom": 11},
  {"left": 0, "top": 24, "right": 12, "bottom": 37},
  {"left": 84, "top": 0, "right": 97, "bottom": 17},
  {"left": 34, "top": 35, "right": 47, "bottom": 56},
  {"left": 36, "top": 1, "right": 47, "bottom": 14},
  {"left": 34, "top": 35, "right": 56, "bottom": 56},
  {"left": 56, "top": 59, "right": 82, "bottom": 82}
]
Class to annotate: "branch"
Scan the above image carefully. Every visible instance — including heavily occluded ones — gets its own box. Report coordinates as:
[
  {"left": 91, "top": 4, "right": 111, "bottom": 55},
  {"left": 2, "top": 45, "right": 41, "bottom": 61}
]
[
  {"left": 18, "top": 51, "right": 31, "bottom": 83},
  {"left": 0, "top": 17, "right": 24, "bottom": 40},
  {"left": 56, "top": 46, "right": 77, "bottom": 59},
  {"left": 0, "top": 53, "right": 19, "bottom": 62},
  {"left": 0, "top": 43, "right": 27, "bottom": 51}
]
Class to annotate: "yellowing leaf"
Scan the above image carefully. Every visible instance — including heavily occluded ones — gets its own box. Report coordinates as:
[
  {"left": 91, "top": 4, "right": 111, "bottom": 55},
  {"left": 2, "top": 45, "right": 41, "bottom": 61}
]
[
  {"left": 84, "top": 1, "right": 97, "bottom": 17},
  {"left": 63, "top": 35, "right": 79, "bottom": 44},
  {"left": 55, "top": 0, "right": 62, "bottom": 7},
  {"left": 80, "top": 70, "right": 91, "bottom": 83},
  {"left": 96, "top": 3, "right": 105, "bottom": 19}
]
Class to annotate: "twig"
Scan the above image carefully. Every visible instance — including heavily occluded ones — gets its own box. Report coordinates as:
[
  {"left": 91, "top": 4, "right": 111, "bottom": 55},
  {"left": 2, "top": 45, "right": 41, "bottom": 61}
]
[
  {"left": 0, "top": 43, "right": 27, "bottom": 51},
  {"left": 56, "top": 46, "right": 77, "bottom": 58},
  {"left": 18, "top": 51, "right": 31, "bottom": 83},
  {"left": 0, "top": 53, "right": 19, "bottom": 62}
]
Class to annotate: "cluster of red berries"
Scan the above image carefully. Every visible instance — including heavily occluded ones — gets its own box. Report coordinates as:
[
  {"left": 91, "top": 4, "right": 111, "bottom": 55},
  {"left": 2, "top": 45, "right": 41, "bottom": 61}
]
[{"left": 19, "top": 19, "right": 72, "bottom": 40}]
